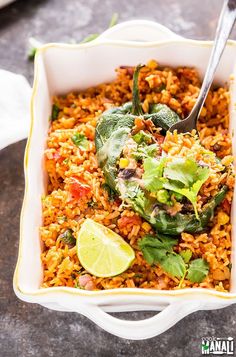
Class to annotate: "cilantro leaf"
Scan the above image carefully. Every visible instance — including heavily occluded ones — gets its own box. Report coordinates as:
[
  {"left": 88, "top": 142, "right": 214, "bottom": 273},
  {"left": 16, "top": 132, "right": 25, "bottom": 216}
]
[
  {"left": 139, "top": 235, "right": 209, "bottom": 282},
  {"left": 139, "top": 234, "right": 178, "bottom": 251},
  {"left": 180, "top": 249, "right": 192, "bottom": 263},
  {"left": 138, "top": 234, "right": 186, "bottom": 278},
  {"left": 143, "top": 157, "right": 167, "bottom": 191},
  {"left": 132, "top": 143, "right": 158, "bottom": 160},
  {"left": 71, "top": 133, "right": 89, "bottom": 150},
  {"left": 163, "top": 158, "right": 209, "bottom": 218},
  {"left": 138, "top": 235, "right": 174, "bottom": 266},
  {"left": 131, "top": 189, "right": 155, "bottom": 219},
  {"left": 164, "top": 158, "right": 204, "bottom": 186},
  {"left": 160, "top": 253, "right": 186, "bottom": 279},
  {"left": 186, "top": 258, "right": 209, "bottom": 283},
  {"left": 140, "top": 246, "right": 167, "bottom": 265}
]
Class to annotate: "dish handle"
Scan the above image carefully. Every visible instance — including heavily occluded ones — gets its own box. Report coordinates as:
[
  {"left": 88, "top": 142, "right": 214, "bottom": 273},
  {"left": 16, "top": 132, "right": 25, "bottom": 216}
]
[
  {"left": 60, "top": 300, "right": 201, "bottom": 340},
  {"left": 98, "top": 19, "right": 183, "bottom": 42}
]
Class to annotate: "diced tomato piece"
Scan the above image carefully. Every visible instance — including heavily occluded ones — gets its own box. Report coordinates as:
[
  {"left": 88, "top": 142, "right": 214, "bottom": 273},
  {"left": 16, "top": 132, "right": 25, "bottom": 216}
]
[
  {"left": 134, "top": 117, "right": 145, "bottom": 131},
  {"left": 68, "top": 178, "right": 90, "bottom": 200},
  {"left": 221, "top": 198, "right": 231, "bottom": 214},
  {"left": 114, "top": 198, "right": 122, "bottom": 206},
  {"left": 154, "top": 134, "right": 165, "bottom": 145},
  {"left": 118, "top": 215, "right": 142, "bottom": 229}
]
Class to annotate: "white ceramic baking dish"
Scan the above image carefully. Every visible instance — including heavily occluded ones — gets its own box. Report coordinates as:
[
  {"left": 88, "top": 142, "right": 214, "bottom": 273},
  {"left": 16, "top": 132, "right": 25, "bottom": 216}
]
[{"left": 13, "top": 20, "right": 236, "bottom": 340}]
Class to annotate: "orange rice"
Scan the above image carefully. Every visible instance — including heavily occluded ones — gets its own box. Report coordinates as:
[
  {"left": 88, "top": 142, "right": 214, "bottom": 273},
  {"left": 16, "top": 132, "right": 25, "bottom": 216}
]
[{"left": 40, "top": 60, "right": 234, "bottom": 292}]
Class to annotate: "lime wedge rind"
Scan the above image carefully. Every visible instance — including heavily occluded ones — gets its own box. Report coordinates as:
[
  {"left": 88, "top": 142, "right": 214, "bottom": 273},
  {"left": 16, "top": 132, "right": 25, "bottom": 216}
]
[{"left": 76, "top": 218, "right": 135, "bottom": 278}]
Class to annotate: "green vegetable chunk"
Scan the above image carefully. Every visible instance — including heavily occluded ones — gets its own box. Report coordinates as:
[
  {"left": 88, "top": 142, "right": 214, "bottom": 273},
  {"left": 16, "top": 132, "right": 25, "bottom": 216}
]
[
  {"left": 145, "top": 103, "right": 181, "bottom": 132},
  {"left": 95, "top": 65, "right": 226, "bottom": 236},
  {"left": 59, "top": 229, "right": 76, "bottom": 247},
  {"left": 186, "top": 258, "right": 209, "bottom": 283},
  {"left": 95, "top": 65, "right": 181, "bottom": 191},
  {"left": 96, "top": 115, "right": 134, "bottom": 190},
  {"left": 132, "top": 64, "right": 144, "bottom": 115},
  {"left": 156, "top": 189, "right": 170, "bottom": 204},
  {"left": 133, "top": 130, "right": 152, "bottom": 144},
  {"left": 132, "top": 186, "right": 227, "bottom": 235}
]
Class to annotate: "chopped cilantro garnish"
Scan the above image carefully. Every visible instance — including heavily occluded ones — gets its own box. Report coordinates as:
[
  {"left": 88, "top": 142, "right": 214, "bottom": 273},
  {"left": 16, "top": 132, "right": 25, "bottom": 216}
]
[
  {"left": 71, "top": 133, "right": 89, "bottom": 150},
  {"left": 51, "top": 104, "right": 60, "bottom": 121}
]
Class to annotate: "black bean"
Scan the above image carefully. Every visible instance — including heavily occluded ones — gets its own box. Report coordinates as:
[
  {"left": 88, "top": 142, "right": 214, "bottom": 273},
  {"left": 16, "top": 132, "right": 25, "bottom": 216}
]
[
  {"left": 213, "top": 143, "right": 221, "bottom": 151},
  {"left": 120, "top": 169, "right": 136, "bottom": 179}
]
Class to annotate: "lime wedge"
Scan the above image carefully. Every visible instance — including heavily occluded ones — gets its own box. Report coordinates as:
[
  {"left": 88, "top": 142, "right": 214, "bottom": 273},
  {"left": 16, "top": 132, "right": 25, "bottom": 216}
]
[{"left": 76, "top": 218, "right": 135, "bottom": 277}]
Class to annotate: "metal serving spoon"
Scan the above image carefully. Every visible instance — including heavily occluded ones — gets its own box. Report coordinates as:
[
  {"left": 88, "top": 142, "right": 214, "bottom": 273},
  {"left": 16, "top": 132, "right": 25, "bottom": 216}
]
[{"left": 169, "top": 0, "right": 236, "bottom": 133}]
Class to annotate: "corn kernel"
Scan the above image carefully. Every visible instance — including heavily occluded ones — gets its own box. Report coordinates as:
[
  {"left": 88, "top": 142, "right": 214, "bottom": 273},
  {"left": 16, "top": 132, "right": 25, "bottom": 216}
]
[
  {"left": 63, "top": 107, "right": 71, "bottom": 114},
  {"left": 221, "top": 155, "right": 234, "bottom": 167},
  {"left": 147, "top": 59, "right": 158, "bottom": 70},
  {"left": 119, "top": 158, "right": 129, "bottom": 169},
  {"left": 142, "top": 222, "right": 152, "bottom": 232},
  {"left": 142, "top": 99, "right": 149, "bottom": 113},
  {"left": 217, "top": 211, "right": 229, "bottom": 225}
]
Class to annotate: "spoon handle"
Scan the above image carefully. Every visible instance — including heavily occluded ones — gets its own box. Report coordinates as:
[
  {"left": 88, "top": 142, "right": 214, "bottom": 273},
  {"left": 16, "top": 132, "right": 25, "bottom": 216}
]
[{"left": 188, "top": 0, "right": 236, "bottom": 126}]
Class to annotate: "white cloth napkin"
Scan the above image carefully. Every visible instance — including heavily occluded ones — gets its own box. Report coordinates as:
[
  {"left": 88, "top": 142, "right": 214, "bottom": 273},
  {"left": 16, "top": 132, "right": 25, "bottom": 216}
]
[
  {"left": 0, "top": 0, "right": 16, "bottom": 9},
  {"left": 0, "top": 70, "right": 31, "bottom": 150}
]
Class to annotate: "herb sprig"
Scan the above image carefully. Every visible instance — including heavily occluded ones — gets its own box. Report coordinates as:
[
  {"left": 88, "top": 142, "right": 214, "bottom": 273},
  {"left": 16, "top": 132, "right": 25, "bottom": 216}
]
[
  {"left": 163, "top": 158, "right": 209, "bottom": 219},
  {"left": 141, "top": 156, "right": 210, "bottom": 219},
  {"left": 138, "top": 234, "right": 209, "bottom": 285}
]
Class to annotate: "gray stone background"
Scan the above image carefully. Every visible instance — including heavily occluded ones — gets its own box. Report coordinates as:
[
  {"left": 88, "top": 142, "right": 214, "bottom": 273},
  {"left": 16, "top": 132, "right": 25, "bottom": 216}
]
[{"left": 0, "top": 0, "right": 236, "bottom": 356}]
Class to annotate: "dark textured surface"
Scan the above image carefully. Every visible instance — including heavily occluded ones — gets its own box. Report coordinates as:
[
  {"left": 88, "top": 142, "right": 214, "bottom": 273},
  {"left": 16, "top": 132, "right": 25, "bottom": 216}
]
[{"left": 0, "top": 0, "right": 236, "bottom": 356}]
